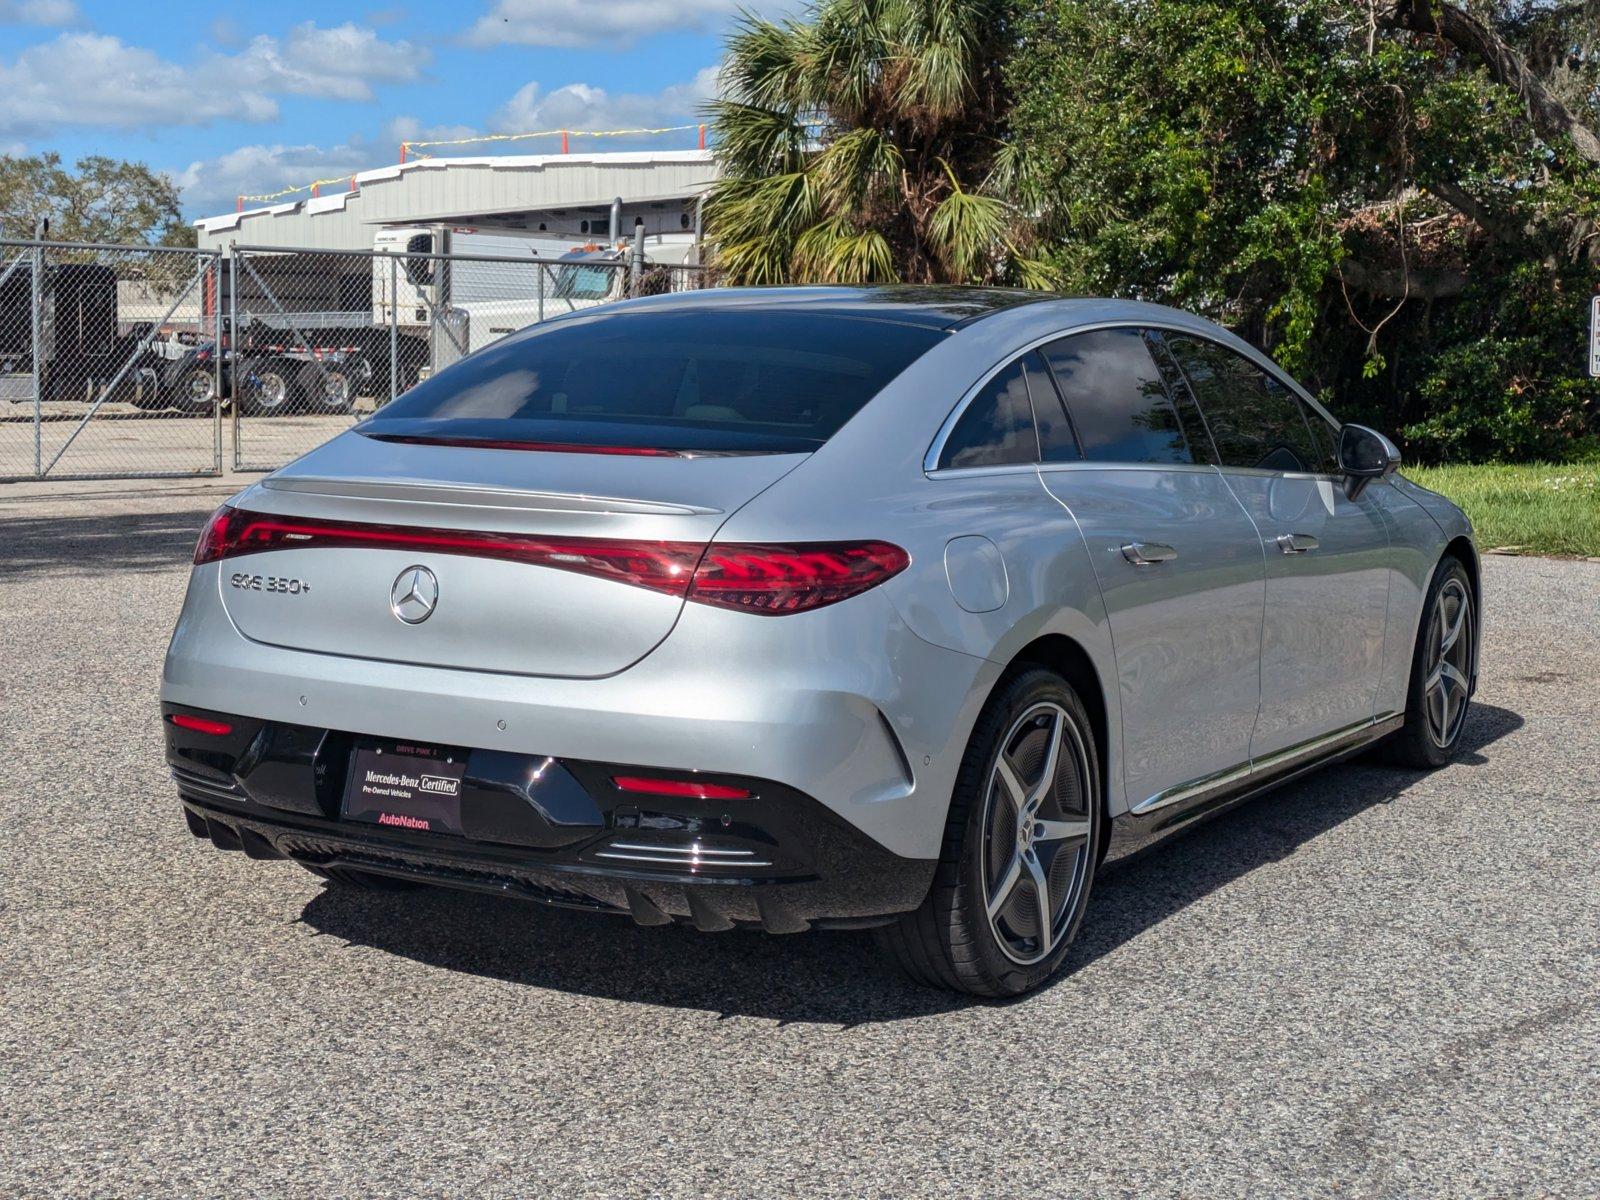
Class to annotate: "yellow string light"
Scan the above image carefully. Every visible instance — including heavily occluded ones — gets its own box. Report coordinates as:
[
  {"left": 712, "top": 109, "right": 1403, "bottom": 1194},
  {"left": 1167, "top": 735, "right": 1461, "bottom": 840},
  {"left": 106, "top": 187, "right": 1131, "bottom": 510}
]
[
  {"left": 402, "top": 124, "right": 701, "bottom": 151},
  {"left": 238, "top": 175, "right": 359, "bottom": 203}
]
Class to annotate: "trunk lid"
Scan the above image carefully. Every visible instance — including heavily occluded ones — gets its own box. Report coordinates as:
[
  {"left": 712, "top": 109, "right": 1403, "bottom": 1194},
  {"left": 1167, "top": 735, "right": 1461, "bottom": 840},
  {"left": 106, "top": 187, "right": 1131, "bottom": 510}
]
[{"left": 218, "top": 431, "right": 805, "bottom": 678}]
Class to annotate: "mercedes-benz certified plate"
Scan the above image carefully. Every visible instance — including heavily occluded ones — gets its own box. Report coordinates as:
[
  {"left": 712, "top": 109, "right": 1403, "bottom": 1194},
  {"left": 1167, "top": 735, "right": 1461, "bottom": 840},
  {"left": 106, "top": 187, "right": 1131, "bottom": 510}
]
[{"left": 342, "top": 740, "right": 466, "bottom": 836}]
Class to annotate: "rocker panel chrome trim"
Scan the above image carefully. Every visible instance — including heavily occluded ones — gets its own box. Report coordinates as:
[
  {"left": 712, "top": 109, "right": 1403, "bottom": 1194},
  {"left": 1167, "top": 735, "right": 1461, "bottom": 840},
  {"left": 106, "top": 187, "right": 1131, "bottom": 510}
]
[{"left": 1131, "top": 713, "right": 1403, "bottom": 817}]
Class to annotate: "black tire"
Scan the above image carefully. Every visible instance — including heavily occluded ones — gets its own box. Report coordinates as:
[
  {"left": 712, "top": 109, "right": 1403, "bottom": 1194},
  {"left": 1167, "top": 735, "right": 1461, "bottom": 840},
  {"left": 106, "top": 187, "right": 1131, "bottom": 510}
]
[
  {"left": 877, "top": 668, "right": 1102, "bottom": 997},
  {"left": 237, "top": 359, "right": 298, "bottom": 416},
  {"left": 171, "top": 366, "right": 217, "bottom": 414},
  {"left": 1384, "top": 555, "right": 1476, "bottom": 768},
  {"left": 297, "top": 361, "right": 360, "bottom": 414},
  {"left": 302, "top": 864, "right": 424, "bottom": 891}
]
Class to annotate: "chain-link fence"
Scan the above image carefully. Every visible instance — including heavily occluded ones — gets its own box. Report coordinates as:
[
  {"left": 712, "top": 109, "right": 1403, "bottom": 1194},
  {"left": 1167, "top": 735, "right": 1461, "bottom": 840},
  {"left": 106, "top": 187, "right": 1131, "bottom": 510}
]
[
  {"left": 0, "top": 236, "right": 716, "bottom": 483},
  {"left": 229, "top": 244, "right": 714, "bottom": 471},
  {"left": 0, "top": 240, "right": 223, "bottom": 482}
]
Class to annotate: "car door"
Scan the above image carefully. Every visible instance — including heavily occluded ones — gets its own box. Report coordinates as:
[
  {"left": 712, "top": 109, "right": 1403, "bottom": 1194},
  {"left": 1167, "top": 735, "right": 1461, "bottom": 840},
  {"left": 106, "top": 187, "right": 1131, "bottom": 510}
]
[
  {"left": 1159, "top": 333, "right": 1392, "bottom": 760},
  {"left": 1032, "top": 328, "right": 1266, "bottom": 813}
]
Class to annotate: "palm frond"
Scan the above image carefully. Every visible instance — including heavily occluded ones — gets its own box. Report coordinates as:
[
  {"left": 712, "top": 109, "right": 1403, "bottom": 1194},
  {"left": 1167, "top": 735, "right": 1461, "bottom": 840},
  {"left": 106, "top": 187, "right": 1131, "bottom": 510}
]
[{"left": 794, "top": 216, "right": 899, "bottom": 282}]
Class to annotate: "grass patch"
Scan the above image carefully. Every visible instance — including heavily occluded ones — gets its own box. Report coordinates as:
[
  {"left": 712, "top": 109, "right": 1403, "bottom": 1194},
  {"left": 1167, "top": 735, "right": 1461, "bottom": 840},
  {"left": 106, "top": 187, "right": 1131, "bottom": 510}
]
[{"left": 1403, "top": 462, "right": 1600, "bottom": 558}]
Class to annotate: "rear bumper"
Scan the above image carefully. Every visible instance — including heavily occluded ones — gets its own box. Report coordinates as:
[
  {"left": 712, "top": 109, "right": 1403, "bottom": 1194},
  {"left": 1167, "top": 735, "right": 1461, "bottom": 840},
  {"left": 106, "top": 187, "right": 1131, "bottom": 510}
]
[
  {"left": 166, "top": 705, "right": 935, "bottom": 930},
  {"left": 162, "top": 562, "right": 1001, "bottom": 860}
]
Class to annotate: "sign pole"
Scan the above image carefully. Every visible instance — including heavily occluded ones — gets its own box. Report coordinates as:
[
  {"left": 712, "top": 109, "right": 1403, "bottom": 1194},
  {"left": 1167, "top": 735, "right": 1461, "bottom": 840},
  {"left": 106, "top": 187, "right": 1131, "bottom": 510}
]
[{"left": 1590, "top": 294, "right": 1599, "bottom": 378}]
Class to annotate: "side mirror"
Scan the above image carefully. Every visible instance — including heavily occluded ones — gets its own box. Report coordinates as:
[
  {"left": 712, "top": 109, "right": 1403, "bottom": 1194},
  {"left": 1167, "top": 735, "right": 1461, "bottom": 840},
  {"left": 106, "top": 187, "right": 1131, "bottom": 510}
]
[{"left": 1337, "top": 424, "right": 1401, "bottom": 500}]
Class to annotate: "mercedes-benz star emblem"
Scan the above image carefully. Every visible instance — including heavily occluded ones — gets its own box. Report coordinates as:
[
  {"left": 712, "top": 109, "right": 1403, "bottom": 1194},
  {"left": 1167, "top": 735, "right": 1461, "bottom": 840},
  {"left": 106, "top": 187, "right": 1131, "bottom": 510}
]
[{"left": 390, "top": 565, "right": 439, "bottom": 625}]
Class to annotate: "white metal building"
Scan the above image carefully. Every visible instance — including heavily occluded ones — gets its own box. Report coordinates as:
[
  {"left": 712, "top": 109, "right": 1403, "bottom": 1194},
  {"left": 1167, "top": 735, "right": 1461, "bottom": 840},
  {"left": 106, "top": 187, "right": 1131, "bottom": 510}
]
[{"left": 193, "top": 150, "right": 719, "bottom": 256}]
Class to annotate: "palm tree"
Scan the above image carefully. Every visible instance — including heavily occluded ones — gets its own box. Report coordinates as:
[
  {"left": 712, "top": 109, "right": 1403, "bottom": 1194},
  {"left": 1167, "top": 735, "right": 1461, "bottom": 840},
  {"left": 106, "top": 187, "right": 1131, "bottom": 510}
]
[{"left": 704, "top": 0, "right": 1051, "bottom": 287}]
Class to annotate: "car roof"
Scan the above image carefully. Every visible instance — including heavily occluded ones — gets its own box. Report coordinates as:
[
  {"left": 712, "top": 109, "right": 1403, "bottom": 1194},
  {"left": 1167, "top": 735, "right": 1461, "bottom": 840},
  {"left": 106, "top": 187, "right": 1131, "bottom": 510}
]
[{"left": 607, "top": 285, "right": 1055, "bottom": 330}]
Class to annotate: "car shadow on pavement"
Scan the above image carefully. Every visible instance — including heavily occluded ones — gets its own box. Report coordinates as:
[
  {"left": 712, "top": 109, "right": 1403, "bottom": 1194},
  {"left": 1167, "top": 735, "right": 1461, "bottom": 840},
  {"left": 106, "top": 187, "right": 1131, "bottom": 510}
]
[
  {"left": 296, "top": 702, "right": 1523, "bottom": 1025},
  {"left": 1, "top": 506, "right": 218, "bottom": 580}
]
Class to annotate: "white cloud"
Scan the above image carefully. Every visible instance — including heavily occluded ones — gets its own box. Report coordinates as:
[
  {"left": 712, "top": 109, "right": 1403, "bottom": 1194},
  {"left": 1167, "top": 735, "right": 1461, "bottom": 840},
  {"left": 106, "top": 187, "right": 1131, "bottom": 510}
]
[
  {"left": 463, "top": 0, "right": 790, "bottom": 48},
  {"left": 178, "top": 68, "right": 719, "bottom": 218},
  {"left": 228, "top": 22, "right": 427, "bottom": 102},
  {"left": 178, "top": 138, "right": 379, "bottom": 215},
  {"left": 0, "top": 24, "right": 429, "bottom": 137},
  {"left": 0, "top": 0, "right": 81, "bottom": 26},
  {"left": 491, "top": 66, "right": 719, "bottom": 135}
]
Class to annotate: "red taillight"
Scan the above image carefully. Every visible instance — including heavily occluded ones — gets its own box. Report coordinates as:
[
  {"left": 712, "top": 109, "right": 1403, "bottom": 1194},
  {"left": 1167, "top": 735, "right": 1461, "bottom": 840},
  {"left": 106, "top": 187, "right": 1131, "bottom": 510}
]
[
  {"left": 196, "top": 507, "right": 908, "bottom": 615},
  {"left": 194, "top": 503, "right": 237, "bottom": 565},
  {"left": 613, "top": 775, "right": 750, "bottom": 800},
  {"left": 169, "top": 712, "right": 232, "bottom": 736},
  {"left": 688, "top": 541, "right": 910, "bottom": 615},
  {"left": 192, "top": 506, "right": 702, "bottom": 596}
]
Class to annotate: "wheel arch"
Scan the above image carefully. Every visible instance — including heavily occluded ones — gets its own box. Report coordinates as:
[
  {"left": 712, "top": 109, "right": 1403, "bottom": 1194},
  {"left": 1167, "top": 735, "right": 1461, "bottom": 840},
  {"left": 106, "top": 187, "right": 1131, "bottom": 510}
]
[
  {"left": 999, "top": 634, "right": 1114, "bottom": 849},
  {"left": 1442, "top": 534, "right": 1482, "bottom": 688}
]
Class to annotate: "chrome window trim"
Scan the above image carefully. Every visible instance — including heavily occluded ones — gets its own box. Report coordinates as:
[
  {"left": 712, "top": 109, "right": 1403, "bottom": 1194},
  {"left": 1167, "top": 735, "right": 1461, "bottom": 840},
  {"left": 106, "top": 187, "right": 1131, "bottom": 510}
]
[
  {"left": 1033, "top": 460, "right": 1220, "bottom": 478},
  {"left": 923, "top": 318, "right": 1337, "bottom": 475},
  {"left": 924, "top": 462, "right": 1044, "bottom": 482}
]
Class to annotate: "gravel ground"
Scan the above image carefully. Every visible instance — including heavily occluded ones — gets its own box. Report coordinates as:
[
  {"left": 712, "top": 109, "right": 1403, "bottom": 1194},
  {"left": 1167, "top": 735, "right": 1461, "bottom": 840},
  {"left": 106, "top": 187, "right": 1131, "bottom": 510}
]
[{"left": 2, "top": 490, "right": 1597, "bottom": 1199}]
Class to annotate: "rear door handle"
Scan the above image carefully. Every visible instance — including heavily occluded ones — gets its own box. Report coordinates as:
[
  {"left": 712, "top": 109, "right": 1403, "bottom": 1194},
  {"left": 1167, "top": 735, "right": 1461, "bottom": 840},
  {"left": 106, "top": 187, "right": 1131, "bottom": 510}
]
[
  {"left": 1120, "top": 541, "right": 1178, "bottom": 566},
  {"left": 1276, "top": 533, "right": 1320, "bottom": 554}
]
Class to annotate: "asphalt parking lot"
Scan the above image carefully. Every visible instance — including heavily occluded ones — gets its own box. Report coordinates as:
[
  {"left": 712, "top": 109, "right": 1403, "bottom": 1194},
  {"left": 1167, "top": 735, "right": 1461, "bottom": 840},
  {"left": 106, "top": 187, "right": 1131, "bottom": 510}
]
[
  {"left": 2, "top": 487, "right": 1597, "bottom": 1199},
  {"left": 0, "top": 406, "right": 352, "bottom": 481}
]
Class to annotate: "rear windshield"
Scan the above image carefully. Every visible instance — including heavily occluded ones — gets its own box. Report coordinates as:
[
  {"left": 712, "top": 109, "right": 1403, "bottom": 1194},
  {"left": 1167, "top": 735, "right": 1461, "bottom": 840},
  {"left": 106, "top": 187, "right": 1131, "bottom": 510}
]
[{"left": 363, "top": 309, "right": 946, "bottom": 454}]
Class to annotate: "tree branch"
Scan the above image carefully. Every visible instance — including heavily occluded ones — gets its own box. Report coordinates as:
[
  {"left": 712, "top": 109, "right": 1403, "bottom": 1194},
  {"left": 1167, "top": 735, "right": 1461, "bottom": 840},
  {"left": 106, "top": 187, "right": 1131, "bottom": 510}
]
[
  {"left": 1425, "top": 177, "right": 1522, "bottom": 243},
  {"left": 1383, "top": 0, "right": 1600, "bottom": 165},
  {"left": 1340, "top": 258, "right": 1469, "bottom": 300}
]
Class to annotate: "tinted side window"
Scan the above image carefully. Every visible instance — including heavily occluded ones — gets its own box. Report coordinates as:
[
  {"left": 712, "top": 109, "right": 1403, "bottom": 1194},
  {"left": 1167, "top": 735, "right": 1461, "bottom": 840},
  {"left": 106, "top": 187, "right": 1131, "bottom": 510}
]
[
  {"left": 1165, "top": 336, "right": 1323, "bottom": 473},
  {"left": 1041, "top": 329, "right": 1193, "bottom": 464},
  {"left": 1300, "top": 404, "right": 1341, "bottom": 474},
  {"left": 938, "top": 359, "right": 1040, "bottom": 469},
  {"left": 1021, "top": 350, "right": 1081, "bottom": 462}
]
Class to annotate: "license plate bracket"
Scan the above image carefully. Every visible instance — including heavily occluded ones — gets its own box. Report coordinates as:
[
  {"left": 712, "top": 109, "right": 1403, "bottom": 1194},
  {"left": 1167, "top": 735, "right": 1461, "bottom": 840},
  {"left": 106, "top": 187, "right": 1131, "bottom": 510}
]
[{"left": 342, "top": 739, "right": 466, "bottom": 836}]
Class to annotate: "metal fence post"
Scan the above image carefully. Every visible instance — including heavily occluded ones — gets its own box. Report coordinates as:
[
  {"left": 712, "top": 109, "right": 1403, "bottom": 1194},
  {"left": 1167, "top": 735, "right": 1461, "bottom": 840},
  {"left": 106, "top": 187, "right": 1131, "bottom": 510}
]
[
  {"left": 537, "top": 259, "right": 545, "bottom": 324},
  {"left": 389, "top": 254, "right": 399, "bottom": 404},
  {"left": 30, "top": 239, "right": 42, "bottom": 477},
  {"left": 212, "top": 252, "right": 223, "bottom": 474},
  {"left": 229, "top": 243, "right": 241, "bottom": 470}
]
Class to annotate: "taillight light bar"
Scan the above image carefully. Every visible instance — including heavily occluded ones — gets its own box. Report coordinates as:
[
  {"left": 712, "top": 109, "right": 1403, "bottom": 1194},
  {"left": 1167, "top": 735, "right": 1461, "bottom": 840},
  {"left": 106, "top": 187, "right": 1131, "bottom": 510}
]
[{"left": 194, "top": 505, "right": 908, "bottom": 615}]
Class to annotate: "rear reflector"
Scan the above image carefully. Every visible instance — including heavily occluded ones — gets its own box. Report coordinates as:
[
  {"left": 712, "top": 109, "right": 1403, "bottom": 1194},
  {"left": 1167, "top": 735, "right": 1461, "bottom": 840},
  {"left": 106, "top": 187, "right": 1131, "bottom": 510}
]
[
  {"left": 195, "top": 505, "right": 908, "bottom": 615},
  {"left": 169, "top": 713, "right": 233, "bottom": 736},
  {"left": 612, "top": 776, "right": 750, "bottom": 800}
]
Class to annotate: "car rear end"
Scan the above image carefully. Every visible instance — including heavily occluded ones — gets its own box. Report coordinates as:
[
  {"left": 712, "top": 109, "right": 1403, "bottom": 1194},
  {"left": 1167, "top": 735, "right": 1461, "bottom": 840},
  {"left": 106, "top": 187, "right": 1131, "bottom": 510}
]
[{"left": 161, "top": 303, "right": 988, "bottom": 931}]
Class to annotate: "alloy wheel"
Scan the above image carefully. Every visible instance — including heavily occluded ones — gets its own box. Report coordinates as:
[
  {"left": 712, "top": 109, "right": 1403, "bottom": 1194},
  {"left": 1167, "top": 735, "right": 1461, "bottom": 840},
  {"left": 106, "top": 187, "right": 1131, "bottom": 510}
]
[
  {"left": 1424, "top": 577, "right": 1473, "bottom": 748},
  {"left": 183, "top": 370, "right": 215, "bottom": 405},
  {"left": 981, "top": 702, "right": 1095, "bottom": 966},
  {"left": 253, "top": 371, "right": 289, "bottom": 410}
]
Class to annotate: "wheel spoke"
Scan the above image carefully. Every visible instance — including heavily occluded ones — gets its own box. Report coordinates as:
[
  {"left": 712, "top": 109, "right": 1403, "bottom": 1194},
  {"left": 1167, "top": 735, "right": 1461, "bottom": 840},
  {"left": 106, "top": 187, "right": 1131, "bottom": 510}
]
[
  {"left": 987, "top": 852, "right": 1024, "bottom": 920},
  {"left": 1439, "top": 595, "right": 1467, "bottom": 655},
  {"left": 1439, "top": 660, "right": 1468, "bottom": 695},
  {"left": 1032, "top": 817, "right": 1091, "bottom": 844},
  {"left": 1023, "top": 850, "right": 1053, "bottom": 956},
  {"left": 1030, "top": 713, "right": 1064, "bottom": 809},
  {"left": 995, "top": 755, "right": 1028, "bottom": 815}
]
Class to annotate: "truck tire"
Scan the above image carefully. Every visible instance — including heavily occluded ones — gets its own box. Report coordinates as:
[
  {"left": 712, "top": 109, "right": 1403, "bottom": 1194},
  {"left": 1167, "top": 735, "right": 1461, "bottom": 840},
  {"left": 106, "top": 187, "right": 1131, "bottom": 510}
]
[
  {"left": 171, "top": 366, "right": 217, "bottom": 415},
  {"left": 297, "top": 361, "right": 361, "bottom": 414},
  {"left": 238, "top": 359, "right": 298, "bottom": 416}
]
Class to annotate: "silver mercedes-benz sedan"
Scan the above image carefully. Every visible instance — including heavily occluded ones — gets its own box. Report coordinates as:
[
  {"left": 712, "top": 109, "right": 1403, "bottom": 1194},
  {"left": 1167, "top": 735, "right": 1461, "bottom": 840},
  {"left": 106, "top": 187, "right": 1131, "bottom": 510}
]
[{"left": 162, "top": 287, "right": 1479, "bottom": 996}]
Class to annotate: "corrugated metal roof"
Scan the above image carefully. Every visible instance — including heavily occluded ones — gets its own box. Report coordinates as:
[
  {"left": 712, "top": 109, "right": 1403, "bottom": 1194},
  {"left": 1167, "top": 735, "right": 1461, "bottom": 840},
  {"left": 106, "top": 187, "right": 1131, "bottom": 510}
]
[{"left": 195, "top": 150, "right": 719, "bottom": 253}]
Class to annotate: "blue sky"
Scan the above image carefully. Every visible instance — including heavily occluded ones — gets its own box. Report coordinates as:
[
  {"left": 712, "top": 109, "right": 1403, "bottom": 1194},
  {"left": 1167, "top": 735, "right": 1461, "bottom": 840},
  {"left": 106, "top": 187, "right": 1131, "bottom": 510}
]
[{"left": 0, "top": 0, "right": 780, "bottom": 219}]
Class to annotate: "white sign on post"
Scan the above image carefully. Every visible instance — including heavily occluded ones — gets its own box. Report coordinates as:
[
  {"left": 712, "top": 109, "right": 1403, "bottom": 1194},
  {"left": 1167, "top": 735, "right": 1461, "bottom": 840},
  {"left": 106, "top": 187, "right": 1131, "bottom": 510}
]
[{"left": 1592, "top": 294, "right": 1600, "bottom": 378}]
